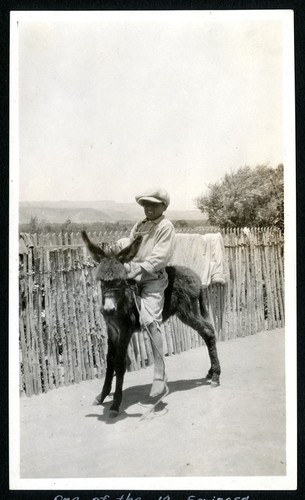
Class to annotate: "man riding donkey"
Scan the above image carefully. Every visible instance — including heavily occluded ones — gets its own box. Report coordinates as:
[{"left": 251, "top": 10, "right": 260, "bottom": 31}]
[{"left": 121, "top": 187, "right": 175, "bottom": 399}]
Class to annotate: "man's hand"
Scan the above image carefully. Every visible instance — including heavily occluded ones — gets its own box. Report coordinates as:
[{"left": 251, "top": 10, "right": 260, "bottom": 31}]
[{"left": 124, "top": 262, "right": 142, "bottom": 280}]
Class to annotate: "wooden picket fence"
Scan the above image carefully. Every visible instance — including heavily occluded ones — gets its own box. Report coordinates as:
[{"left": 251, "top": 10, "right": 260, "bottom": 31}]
[
  {"left": 19, "top": 227, "right": 284, "bottom": 397},
  {"left": 25, "top": 226, "right": 222, "bottom": 247}
]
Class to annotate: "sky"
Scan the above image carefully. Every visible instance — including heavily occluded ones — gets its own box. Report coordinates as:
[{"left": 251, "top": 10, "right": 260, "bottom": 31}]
[{"left": 14, "top": 11, "right": 290, "bottom": 211}]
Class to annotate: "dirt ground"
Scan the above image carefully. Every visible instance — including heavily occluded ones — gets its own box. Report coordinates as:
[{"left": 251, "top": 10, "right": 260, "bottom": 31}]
[{"left": 19, "top": 328, "right": 286, "bottom": 479}]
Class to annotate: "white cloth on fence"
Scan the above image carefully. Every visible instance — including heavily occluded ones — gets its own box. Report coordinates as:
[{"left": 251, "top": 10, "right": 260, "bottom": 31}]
[{"left": 169, "top": 233, "right": 229, "bottom": 287}]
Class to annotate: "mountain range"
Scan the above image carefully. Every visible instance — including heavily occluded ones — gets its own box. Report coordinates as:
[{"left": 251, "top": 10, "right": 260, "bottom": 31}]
[{"left": 19, "top": 200, "right": 207, "bottom": 224}]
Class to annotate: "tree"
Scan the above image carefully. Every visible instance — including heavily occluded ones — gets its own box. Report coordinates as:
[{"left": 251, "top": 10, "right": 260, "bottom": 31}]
[
  {"left": 61, "top": 218, "right": 72, "bottom": 232},
  {"left": 196, "top": 164, "right": 284, "bottom": 230},
  {"left": 174, "top": 220, "right": 190, "bottom": 228},
  {"left": 29, "top": 216, "right": 39, "bottom": 233}
]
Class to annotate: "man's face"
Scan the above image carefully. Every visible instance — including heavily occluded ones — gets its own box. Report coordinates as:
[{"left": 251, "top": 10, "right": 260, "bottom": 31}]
[{"left": 143, "top": 201, "right": 165, "bottom": 220}]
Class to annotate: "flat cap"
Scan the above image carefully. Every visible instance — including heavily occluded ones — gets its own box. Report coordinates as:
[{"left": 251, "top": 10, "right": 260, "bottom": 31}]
[{"left": 135, "top": 187, "right": 170, "bottom": 208}]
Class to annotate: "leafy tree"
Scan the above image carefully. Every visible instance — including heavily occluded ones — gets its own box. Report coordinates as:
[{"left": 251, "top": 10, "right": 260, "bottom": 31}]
[
  {"left": 174, "top": 220, "right": 190, "bottom": 228},
  {"left": 61, "top": 218, "right": 72, "bottom": 232},
  {"left": 196, "top": 164, "right": 284, "bottom": 230},
  {"left": 29, "top": 216, "right": 39, "bottom": 233}
]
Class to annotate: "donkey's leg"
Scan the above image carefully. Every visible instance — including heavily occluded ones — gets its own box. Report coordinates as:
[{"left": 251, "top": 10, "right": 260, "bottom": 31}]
[
  {"left": 95, "top": 340, "right": 115, "bottom": 404},
  {"left": 109, "top": 335, "right": 131, "bottom": 416},
  {"left": 177, "top": 307, "right": 221, "bottom": 386}
]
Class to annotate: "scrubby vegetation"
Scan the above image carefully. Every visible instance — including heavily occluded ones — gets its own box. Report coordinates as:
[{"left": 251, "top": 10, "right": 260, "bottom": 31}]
[{"left": 196, "top": 164, "right": 284, "bottom": 230}]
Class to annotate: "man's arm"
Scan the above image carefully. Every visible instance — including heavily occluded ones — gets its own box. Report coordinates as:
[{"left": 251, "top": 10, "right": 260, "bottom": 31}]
[{"left": 140, "top": 222, "right": 175, "bottom": 274}]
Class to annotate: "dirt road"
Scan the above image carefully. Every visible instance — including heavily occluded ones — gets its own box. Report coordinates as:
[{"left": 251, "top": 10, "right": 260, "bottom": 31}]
[{"left": 19, "top": 328, "right": 285, "bottom": 479}]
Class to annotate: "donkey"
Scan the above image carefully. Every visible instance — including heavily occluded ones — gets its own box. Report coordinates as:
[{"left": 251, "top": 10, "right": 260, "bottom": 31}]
[{"left": 82, "top": 230, "right": 221, "bottom": 417}]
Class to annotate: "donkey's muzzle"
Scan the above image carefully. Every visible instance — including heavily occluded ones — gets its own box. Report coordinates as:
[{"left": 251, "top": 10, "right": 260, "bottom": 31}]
[
  {"left": 102, "top": 298, "right": 117, "bottom": 316},
  {"left": 103, "top": 308, "right": 116, "bottom": 316}
]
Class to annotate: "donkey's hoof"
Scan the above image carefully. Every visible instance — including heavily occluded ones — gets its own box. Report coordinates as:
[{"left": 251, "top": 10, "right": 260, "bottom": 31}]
[
  {"left": 211, "top": 379, "right": 220, "bottom": 388},
  {"left": 109, "top": 409, "right": 119, "bottom": 418}
]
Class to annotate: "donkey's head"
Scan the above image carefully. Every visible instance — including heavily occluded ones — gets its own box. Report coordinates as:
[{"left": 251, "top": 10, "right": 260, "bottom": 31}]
[{"left": 81, "top": 230, "right": 142, "bottom": 316}]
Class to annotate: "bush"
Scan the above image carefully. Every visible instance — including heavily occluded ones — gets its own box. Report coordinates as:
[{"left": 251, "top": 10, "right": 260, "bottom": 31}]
[{"left": 196, "top": 164, "right": 284, "bottom": 230}]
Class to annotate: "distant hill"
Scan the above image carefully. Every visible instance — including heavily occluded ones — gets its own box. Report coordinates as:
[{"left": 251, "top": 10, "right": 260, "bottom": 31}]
[{"left": 19, "top": 200, "right": 207, "bottom": 224}]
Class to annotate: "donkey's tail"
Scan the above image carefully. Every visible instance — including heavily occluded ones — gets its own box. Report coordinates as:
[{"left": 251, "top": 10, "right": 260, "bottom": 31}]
[{"left": 199, "top": 286, "right": 209, "bottom": 320}]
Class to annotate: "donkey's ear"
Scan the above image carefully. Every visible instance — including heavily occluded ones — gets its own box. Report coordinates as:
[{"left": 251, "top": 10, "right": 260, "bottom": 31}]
[
  {"left": 117, "top": 234, "right": 142, "bottom": 263},
  {"left": 81, "top": 230, "right": 105, "bottom": 263}
]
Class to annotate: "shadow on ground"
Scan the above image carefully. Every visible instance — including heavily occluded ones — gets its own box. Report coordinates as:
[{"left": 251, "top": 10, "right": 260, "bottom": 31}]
[{"left": 85, "top": 376, "right": 212, "bottom": 423}]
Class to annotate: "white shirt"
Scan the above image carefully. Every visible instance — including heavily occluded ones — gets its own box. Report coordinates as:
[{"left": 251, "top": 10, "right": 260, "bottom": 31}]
[{"left": 130, "top": 215, "right": 175, "bottom": 275}]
